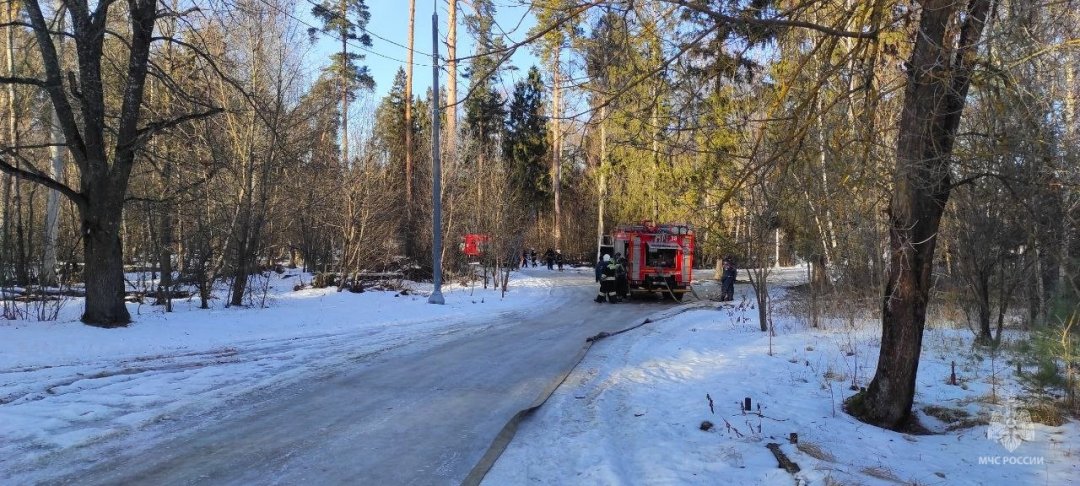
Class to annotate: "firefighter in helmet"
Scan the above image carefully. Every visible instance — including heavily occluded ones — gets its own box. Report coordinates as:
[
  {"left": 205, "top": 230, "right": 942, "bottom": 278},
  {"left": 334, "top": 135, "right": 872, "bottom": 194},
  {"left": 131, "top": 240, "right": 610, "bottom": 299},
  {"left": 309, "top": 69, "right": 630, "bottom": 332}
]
[
  {"left": 595, "top": 254, "right": 617, "bottom": 303},
  {"left": 615, "top": 253, "right": 629, "bottom": 301}
]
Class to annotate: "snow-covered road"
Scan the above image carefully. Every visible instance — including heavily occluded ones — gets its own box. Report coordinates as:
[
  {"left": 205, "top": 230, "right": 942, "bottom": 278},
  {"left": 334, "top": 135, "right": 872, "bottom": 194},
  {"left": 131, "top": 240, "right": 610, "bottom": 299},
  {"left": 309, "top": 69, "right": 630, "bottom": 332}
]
[{"left": 2, "top": 268, "right": 676, "bottom": 484}]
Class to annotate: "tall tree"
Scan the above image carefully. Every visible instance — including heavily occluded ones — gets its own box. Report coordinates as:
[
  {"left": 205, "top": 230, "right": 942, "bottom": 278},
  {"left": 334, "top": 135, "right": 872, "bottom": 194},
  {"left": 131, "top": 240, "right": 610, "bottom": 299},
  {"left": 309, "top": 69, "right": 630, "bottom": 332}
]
[
  {"left": 405, "top": 0, "right": 415, "bottom": 223},
  {"left": 848, "top": 0, "right": 994, "bottom": 429},
  {"left": 216, "top": 0, "right": 299, "bottom": 307},
  {"left": 0, "top": 0, "right": 222, "bottom": 326},
  {"left": 463, "top": 0, "right": 505, "bottom": 226},
  {"left": 446, "top": 0, "right": 458, "bottom": 169},
  {"left": 530, "top": 0, "right": 579, "bottom": 249},
  {"left": 41, "top": 0, "right": 65, "bottom": 286},
  {"left": 2, "top": 0, "right": 22, "bottom": 287},
  {"left": 372, "top": 68, "right": 412, "bottom": 257},
  {"left": 504, "top": 66, "right": 550, "bottom": 216},
  {"left": 310, "top": 0, "right": 375, "bottom": 168},
  {"left": 582, "top": 7, "right": 629, "bottom": 260}
]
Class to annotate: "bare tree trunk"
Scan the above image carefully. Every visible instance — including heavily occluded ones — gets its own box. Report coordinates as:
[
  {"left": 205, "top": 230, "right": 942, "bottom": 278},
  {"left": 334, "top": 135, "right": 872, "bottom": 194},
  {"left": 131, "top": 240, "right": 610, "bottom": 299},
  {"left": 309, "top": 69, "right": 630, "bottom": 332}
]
[
  {"left": 446, "top": 0, "right": 457, "bottom": 169},
  {"left": 405, "top": 0, "right": 415, "bottom": 222},
  {"left": 339, "top": 0, "right": 349, "bottom": 169},
  {"left": 157, "top": 158, "right": 174, "bottom": 311},
  {"left": 596, "top": 105, "right": 607, "bottom": 260},
  {"left": 1060, "top": 65, "right": 1075, "bottom": 296},
  {"left": 814, "top": 99, "right": 836, "bottom": 263},
  {"left": 747, "top": 266, "right": 770, "bottom": 332},
  {"left": 5, "top": 1, "right": 27, "bottom": 286},
  {"left": 82, "top": 198, "right": 130, "bottom": 326},
  {"left": 42, "top": 0, "right": 66, "bottom": 286},
  {"left": 651, "top": 85, "right": 660, "bottom": 222},
  {"left": 774, "top": 228, "right": 780, "bottom": 267},
  {"left": 850, "top": 0, "right": 992, "bottom": 430},
  {"left": 975, "top": 272, "right": 992, "bottom": 344},
  {"left": 2, "top": 0, "right": 16, "bottom": 284},
  {"left": 552, "top": 49, "right": 562, "bottom": 249},
  {"left": 155, "top": 3, "right": 178, "bottom": 311},
  {"left": 1034, "top": 242, "right": 1046, "bottom": 326}
]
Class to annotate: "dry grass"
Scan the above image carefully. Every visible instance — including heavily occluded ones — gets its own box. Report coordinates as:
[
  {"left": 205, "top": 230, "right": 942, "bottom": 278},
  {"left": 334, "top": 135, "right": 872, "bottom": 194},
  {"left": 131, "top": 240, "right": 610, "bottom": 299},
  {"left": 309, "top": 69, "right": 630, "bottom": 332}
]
[
  {"left": 860, "top": 466, "right": 901, "bottom": 483},
  {"left": 922, "top": 404, "right": 989, "bottom": 431},
  {"left": 796, "top": 441, "right": 837, "bottom": 463},
  {"left": 922, "top": 404, "right": 970, "bottom": 423},
  {"left": 1025, "top": 402, "right": 1067, "bottom": 426},
  {"left": 824, "top": 368, "right": 847, "bottom": 382}
]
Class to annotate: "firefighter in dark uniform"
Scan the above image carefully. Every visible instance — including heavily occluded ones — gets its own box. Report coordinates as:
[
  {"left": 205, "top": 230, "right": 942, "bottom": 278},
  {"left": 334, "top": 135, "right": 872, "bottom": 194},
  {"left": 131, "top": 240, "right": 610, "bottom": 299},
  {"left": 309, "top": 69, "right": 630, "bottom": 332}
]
[
  {"left": 595, "top": 254, "right": 617, "bottom": 302},
  {"left": 720, "top": 256, "right": 737, "bottom": 301}
]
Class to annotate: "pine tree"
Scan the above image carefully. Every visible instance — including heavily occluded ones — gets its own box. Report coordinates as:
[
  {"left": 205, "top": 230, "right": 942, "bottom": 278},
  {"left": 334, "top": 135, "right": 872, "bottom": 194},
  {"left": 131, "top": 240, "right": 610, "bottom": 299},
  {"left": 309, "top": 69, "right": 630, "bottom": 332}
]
[
  {"left": 463, "top": 0, "right": 506, "bottom": 225},
  {"left": 529, "top": 0, "right": 580, "bottom": 249},
  {"left": 504, "top": 66, "right": 550, "bottom": 218},
  {"left": 310, "top": 0, "right": 375, "bottom": 168}
]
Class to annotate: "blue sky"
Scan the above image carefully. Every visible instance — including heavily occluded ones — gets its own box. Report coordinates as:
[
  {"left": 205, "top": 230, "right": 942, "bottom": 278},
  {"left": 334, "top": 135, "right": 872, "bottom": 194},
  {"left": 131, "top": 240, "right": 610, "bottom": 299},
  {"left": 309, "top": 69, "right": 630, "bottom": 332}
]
[{"left": 318, "top": 1, "right": 541, "bottom": 101}]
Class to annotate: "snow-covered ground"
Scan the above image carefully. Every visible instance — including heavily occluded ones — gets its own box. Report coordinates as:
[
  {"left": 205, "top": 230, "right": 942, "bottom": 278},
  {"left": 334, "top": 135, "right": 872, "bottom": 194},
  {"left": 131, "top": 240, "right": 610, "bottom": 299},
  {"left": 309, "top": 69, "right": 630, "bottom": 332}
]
[
  {"left": 4, "top": 265, "right": 1076, "bottom": 485},
  {"left": 0, "top": 267, "right": 572, "bottom": 482},
  {"left": 486, "top": 266, "right": 1080, "bottom": 485}
]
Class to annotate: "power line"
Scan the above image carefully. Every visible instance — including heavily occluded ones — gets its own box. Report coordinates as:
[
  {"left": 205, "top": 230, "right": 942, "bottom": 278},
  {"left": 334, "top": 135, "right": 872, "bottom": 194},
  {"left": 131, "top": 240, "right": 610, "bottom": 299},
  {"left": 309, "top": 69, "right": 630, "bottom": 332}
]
[{"left": 368, "top": 28, "right": 433, "bottom": 58}]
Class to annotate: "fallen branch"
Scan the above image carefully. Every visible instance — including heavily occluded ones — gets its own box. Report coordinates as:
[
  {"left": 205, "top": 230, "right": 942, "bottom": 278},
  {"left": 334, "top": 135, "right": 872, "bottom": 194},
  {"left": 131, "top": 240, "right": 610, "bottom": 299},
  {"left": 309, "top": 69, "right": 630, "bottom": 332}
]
[{"left": 766, "top": 442, "right": 801, "bottom": 475}]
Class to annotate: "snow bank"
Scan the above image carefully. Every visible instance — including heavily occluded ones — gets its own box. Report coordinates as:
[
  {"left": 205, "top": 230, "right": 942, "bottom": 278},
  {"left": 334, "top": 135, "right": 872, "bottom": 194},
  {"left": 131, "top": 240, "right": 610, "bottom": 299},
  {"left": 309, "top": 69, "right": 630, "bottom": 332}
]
[{"left": 485, "top": 275, "right": 1079, "bottom": 485}]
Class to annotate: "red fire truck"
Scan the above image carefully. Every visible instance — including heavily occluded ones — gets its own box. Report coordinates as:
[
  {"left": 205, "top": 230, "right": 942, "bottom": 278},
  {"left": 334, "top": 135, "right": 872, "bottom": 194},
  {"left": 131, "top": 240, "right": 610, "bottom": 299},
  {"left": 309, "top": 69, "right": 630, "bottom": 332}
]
[
  {"left": 611, "top": 221, "right": 695, "bottom": 300},
  {"left": 461, "top": 233, "right": 490, "bottom": 260}
]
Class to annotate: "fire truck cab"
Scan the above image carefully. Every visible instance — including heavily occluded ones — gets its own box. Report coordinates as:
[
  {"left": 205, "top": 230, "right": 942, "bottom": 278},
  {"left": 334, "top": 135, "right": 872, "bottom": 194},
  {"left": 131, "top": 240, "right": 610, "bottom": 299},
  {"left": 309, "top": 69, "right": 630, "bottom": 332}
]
[
  {"left": 461, "top": 233, "right": 490, "bottom": 261},
  {"left": 612, "top": 221, "right": 694, "bottom": 300}
]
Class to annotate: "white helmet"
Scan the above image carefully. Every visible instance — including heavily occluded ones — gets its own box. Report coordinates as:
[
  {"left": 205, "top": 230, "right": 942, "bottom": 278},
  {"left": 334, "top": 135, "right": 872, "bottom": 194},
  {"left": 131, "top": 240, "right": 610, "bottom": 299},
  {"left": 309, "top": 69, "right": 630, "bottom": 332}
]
[{"left": 603, "top": 254, "right": 611, "bottom": 262}]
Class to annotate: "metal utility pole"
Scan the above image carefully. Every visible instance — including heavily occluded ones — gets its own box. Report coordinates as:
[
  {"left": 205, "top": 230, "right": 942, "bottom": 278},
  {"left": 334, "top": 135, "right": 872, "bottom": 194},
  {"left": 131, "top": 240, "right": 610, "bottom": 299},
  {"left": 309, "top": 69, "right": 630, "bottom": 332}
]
[{"left": 428, "top": 5, "right": 444, "bottom": 304}]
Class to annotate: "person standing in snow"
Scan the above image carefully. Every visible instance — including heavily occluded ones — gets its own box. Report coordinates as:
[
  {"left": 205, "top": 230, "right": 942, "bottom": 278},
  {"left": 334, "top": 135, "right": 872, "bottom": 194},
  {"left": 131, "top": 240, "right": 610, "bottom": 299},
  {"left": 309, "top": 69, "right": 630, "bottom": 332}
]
[
  {"left": 720, "top": 257, "right": 737, "bottom": 301},
  {"left": 605, "top": 255, "right": 624, "bottom": 302},
  {"left": 521, "top": 249, "right": 528, "bottom": 269},
  {"left": 595, "top": 254, "right": 617, "bottom": 302},
  {"left": 555, "top": 249, "right": 564, "bottom": 271},
  {"left": 545, "top": 248, "right": 555, "bottom": 270}
]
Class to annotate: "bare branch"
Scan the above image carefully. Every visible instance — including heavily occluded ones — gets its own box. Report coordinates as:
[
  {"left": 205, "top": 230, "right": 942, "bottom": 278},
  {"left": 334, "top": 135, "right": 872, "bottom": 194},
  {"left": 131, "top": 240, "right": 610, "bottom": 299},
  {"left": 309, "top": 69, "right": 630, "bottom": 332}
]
[
  {"left": 136, "top": 107, "right": 225, "bottom": 142},
  {"left": 947, "top": 172, "right": 1007, "bottom": 190},
  {"left": 23, "top": 0, "right": 88, "bottom": 167},
  {"left": 0, "top": 156, "right": 85, "bottom": 209},
  {"left": 0, "top": 76, "right": 47, "bottom": 87}
]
